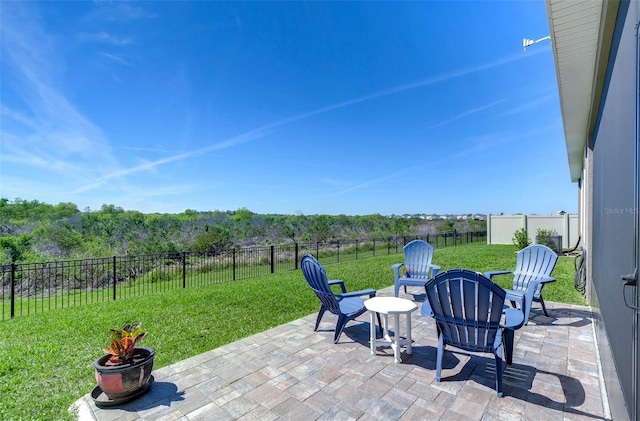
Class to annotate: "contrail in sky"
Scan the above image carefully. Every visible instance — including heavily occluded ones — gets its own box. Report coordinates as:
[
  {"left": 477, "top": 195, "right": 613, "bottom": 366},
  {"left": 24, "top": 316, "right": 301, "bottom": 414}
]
[{"left": 78, "top": 49, "right": 541, "bottom": 192}]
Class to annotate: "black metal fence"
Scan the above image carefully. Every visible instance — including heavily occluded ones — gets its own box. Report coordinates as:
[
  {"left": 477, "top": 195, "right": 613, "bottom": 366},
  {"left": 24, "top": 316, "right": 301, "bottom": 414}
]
[{"left": 1, "top": 230, "right": 486, "bottom": 320}]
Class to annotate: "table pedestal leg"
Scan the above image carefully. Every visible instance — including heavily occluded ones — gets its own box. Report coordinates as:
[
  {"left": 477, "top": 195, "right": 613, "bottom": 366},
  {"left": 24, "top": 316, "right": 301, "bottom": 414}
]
[
  {"left": 393, "top": 314, "right": 401, "bottom": 363},
  {"left": 364, "top": 298, "right": 417, "bottom": 365},
  {"left": 369, "top": 311, "right": 376, "bottom": 355},
  {"left": 406, "top": 313, "right": 412, "bottom": 355},
  {"left": 380, "top": 314, "right": 388, "bottom": 339}
]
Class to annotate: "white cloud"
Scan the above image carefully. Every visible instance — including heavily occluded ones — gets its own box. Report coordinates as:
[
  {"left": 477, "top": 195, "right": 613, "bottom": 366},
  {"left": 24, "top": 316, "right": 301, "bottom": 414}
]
[
  {"left": 98, "top": 52, "right": 131, "bottom": 66},
  {"left": 89, "top": 3, "right": 157, "bottom": 22},
  {"left": 0, "top": 2, "right": 120, "bottom": 182},
  {"left": 78, "top": 31, "right": 133, "bottom": 46},
  {"left": 502, "top": 92, "right": 556, "bottom": 116},
  {"left": 429, "top": 100, "right": 505, "bottom": 129}
]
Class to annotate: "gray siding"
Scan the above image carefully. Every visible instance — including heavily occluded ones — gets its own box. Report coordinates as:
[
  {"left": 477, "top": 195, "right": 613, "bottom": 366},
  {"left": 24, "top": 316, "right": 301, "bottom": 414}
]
[{"left": 590, "top": 1, "right": 637, "bottom": 418}]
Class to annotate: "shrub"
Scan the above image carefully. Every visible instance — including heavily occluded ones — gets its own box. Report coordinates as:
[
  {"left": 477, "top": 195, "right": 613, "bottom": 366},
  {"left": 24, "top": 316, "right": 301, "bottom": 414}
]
[
  {"left": 193, "top": 226, "right": 232, "bottom": 254},
  {"left": 535, "top": 228, "right": 558, "bottom": 250},
  {"left": 438, "top": 220, "right": 455, "bottom": 232},
  {"left": 140, "top": 269, "right": 174, "bottom": 284},
  {"left": 512, "top": 228, "right": 531, "bottom": 249}
]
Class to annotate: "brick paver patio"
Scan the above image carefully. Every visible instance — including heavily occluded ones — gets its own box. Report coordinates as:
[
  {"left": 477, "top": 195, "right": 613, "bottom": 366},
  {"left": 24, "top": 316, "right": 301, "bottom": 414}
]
[{"left": 73, "top": 287, "right": 610, "bottom": 420}]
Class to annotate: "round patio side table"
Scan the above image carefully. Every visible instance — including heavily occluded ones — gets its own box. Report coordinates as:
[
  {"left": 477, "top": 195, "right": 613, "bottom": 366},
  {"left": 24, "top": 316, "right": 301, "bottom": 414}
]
[{"left": 364, "top": 296, "right": 418, "bottom": 363}]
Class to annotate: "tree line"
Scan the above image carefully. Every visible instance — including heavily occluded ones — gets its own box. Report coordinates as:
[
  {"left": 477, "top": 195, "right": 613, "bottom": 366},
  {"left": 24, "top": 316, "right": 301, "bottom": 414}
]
[{"left": 0, "top": 198, "right": 485, "bottom": 263}]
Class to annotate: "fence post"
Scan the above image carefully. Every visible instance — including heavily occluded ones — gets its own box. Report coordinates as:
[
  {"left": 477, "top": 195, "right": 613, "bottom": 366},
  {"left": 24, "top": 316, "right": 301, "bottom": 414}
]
[
  {"left": 112, "top": 256, "right": 117, "bottom": 301},
  {"left": 355, "top": 240, "right": 358, "bottom": 260},
  {"left": 295, "top": 243, "right": 299, "bottom": 269},
  {"left": 337, "top": 241, "right": 340, "bottom": 263},
  {"left": 182, "top": 252, "right": 187, "bottom": 288},
  {"left": 233, "top": 249, "right": 237, "bottom": 281},
  {"left": 454, "top": 229, "right": 457, "bottom": 246},
  {"left": 270, "top": 246, "right": 275, "bottom": 274},
  {"left": 373, "top": 239, "right": 376, "bottom": 257},
  {"left": 316, "top": 243, "right": 319, "bottom": 260},
  {"left": 563, "top": 213, "right": 570, "bottom": 249},
  {"left": 10, "top": 263, "right": 15, "bottom": 319}
]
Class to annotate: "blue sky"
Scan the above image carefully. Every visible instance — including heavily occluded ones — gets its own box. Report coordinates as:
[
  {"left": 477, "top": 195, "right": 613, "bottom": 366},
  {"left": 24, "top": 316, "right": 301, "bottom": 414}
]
[{"left": 0, "top": 1, "right": 575, "bottom": 216}]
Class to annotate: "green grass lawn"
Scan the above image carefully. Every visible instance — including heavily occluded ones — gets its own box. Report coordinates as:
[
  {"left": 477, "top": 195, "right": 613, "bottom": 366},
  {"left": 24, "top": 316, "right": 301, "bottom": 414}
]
[{"left": 0, "top": 243, "right": 585, "bottom": 420}]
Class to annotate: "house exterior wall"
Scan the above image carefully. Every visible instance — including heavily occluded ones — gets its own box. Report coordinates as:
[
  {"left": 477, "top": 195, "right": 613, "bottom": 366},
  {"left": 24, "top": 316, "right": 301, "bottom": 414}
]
[{"left": 588, "top": 1, "right": 637, "bottom": 418}]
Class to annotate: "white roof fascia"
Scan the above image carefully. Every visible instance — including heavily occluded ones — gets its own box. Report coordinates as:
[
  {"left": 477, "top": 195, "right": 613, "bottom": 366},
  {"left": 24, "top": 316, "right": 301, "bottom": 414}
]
[{"left": 545, "top": 0, "right": 605, "bottom": 182}]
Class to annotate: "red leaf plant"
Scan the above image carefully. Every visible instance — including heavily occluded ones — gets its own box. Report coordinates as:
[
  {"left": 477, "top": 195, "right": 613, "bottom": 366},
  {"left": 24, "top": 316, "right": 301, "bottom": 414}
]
[{"left": 103, "top": 322, "right": 147, "bottom": 366}]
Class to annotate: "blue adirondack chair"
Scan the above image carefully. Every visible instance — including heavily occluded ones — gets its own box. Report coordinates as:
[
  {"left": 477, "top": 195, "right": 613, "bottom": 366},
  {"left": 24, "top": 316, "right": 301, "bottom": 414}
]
[
  {"left": 300, "top": 254, "right": 381, "bottom": 344},
  {"left": 484, "top": 244, "right": 558, "bottom": 322},
  {"left": 421, "top": 269, "right": 525, "bottom": 397},
  {"left": 392, "top": 240, "right": 441, "bottom": 297}
]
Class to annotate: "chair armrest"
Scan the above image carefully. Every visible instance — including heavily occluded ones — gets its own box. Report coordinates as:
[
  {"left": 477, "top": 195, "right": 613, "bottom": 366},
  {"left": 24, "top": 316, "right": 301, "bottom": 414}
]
[
  {"left": 522, "top": 276, "right": 556, "bottom": 302},
  {"left": 339, "top": 288, "right": 376, "bottom": 299},
  {"left": 502, "top": 307, "right": 525, "bottom": 330},
  {"left": 392, "top": 263, "right": 405, "bottom": 282},
  {"left": 328, "top": 279, "right": 347, "bottom": 293},
  {"left": 420, "top": 300, "right": 433, "bottom": 317},
  {"left": 504, "top": 289, "right": 524, "bottom": 306},
  {"left": 533, "top": 276, "right": 556, "bottom": 285},
  {"left": 510, "top": 273, "right": 556, "bottom": 285},
  {"left": 484, "top": 270, "right": 512, "bottom": 280},
  {"left": 431, "top": 265, "right": 441, "bottom": 276}
]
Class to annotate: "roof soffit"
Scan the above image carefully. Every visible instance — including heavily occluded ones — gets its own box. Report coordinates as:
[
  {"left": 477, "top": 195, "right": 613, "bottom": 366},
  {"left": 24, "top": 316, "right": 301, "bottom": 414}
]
[{"left": 546, "top": 0, "right": 604, "bottom": 182}]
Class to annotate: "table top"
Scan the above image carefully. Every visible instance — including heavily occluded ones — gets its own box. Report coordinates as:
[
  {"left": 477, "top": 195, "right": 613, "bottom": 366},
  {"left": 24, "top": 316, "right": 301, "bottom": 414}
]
[{"left": 364, "top": 296, "right": 418, "bottom": 314}]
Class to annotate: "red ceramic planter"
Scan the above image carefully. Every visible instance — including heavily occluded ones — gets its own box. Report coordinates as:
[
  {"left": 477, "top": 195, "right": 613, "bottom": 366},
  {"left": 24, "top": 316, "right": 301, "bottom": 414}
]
[{"left": 94, "top": 347, "right": 155, "bottom": 400}]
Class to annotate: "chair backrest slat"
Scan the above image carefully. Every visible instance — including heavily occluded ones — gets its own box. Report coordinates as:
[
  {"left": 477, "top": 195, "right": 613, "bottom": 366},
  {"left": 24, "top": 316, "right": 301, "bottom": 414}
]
[
  {"left": 404, "top": 240, "right": 435, "bottom": 278},
  {"left": 513, "top": 244, "right": 558, "bottom": 295},
  {"left": 300, "top": 254, "right": 340, "bottom": 315},
  {"left": 426, "top": 269, "right": 505, "bottom": 354}
]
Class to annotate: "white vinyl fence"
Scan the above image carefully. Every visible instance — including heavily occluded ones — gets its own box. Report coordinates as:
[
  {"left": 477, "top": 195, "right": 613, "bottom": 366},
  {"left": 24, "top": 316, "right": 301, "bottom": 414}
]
[{"left": 487, "top": 214, "right": 579, "bottom": 250}]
